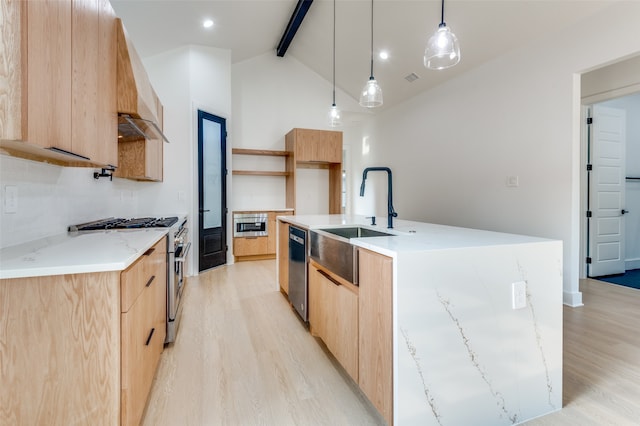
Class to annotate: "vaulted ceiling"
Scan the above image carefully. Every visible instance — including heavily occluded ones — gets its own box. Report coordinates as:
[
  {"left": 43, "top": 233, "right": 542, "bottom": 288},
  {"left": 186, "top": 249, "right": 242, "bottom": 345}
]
[{"left": 111, "top": 0, "right": 612, "bottom": 112}]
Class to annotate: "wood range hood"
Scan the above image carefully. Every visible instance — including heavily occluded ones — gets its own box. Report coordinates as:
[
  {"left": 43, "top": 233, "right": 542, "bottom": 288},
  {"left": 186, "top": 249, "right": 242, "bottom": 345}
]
[{"left": 116, "top": 18, "right": 169, "bottom": 143}]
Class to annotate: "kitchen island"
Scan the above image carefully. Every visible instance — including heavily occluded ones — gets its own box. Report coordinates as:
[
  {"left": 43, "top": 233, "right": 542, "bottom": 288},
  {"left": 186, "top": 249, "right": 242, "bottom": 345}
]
[{"left": 277, "top": 214, "right": 562, "bottom": 425}]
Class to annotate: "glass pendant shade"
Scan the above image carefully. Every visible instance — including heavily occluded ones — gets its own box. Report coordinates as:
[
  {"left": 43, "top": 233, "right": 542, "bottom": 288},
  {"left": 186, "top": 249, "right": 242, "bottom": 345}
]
[
  {"left": 328, "top": 103, "right": 341, "bottom": 127},
  {"left": 424, "top": 23, "right": 460, "bottom": 70},
  {"left": 360, "top": 77, "right": 383, "bottom": 108}
]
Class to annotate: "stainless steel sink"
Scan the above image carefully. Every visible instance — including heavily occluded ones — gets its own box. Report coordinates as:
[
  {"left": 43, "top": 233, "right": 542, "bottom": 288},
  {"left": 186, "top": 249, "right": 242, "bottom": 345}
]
[
  {"left": 319, "top": 227, "right": 394, "bottom": 239},
  {"left": 309, "top": 227, "right": 395, "bottom": 285}
]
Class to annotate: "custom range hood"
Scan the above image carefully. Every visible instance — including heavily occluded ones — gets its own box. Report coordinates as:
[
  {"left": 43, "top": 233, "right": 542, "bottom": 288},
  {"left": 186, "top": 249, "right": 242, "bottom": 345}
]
[{"left": 116, "top": 18, "right": 170, "bottom": 143}]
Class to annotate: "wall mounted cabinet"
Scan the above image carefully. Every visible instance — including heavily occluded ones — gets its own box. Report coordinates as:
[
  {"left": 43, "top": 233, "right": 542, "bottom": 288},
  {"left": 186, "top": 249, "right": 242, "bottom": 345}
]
[
  {"left": 285, "top": 128, "right": 343, "bottom": 214},
  {"left": 0, "top": 0, "right": 117, "bottom": 167}
]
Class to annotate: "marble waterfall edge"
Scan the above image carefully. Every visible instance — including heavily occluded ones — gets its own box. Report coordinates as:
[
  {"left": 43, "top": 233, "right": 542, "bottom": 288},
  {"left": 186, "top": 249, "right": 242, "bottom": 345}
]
[{"left": 394, "top": 241, "right": 562, "bottom": 425}]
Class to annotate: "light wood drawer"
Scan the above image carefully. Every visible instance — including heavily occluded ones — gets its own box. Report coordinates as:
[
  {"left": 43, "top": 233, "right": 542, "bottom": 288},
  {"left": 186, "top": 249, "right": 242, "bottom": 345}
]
[
  {"left": 121, "top": 237, "right": 166, "bottom": 313},
  {"left": 121, "top": 270, "right": 166, "bottom": 426},
  {"left": 233, "top": 236, "right": 269, "bottom": 256}
]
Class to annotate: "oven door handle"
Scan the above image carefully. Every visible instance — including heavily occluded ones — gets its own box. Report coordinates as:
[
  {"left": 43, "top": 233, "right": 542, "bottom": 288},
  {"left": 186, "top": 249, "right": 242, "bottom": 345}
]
[{"left": 175, "top": 242, "right": 191, "bottom": 262}]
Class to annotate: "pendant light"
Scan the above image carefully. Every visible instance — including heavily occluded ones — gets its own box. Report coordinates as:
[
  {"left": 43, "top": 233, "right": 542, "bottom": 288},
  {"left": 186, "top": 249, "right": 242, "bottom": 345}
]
[
  {"left": 424, "top": 0, "right": 460, "bottom": 70},
  {"left": 359, "top": 0, "right": 383, "bottom": 108},
  {"left": 328, "top": 0, "right": 341, "bottom": 127}
]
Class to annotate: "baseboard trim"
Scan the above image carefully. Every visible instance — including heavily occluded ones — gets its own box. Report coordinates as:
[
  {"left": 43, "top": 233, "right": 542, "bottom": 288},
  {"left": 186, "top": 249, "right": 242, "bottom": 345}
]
[
  {"left": 563, "top": 291, "right": 583, "bottom": 307},
  {"left": 625, "top": 259, "right": 640, "bottom": 270}
]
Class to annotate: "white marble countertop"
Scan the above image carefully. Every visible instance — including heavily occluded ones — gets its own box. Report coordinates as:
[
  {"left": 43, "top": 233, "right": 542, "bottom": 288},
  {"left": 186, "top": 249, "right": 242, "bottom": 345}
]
[
  {"left": 277, "top": 214, "right": 551, "bottom": 257},
  {"left": 0, "top": 229, "right": 168, "bottom": 279}
]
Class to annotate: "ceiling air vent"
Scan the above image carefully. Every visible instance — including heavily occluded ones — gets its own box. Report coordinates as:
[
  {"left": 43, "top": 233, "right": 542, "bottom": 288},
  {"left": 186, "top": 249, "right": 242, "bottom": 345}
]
[{"left": 404, "top": 73, "right": 420, "bottom": 83}]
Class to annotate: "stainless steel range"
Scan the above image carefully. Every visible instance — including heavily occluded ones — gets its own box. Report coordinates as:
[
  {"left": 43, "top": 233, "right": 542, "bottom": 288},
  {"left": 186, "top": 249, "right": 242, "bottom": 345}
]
[{"left": 69, "top": 216, "right": 190, "bottom": 343}]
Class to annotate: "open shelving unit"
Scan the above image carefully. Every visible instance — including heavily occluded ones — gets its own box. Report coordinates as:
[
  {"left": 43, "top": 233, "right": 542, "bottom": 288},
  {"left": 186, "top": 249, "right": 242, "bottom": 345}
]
[{"left": 231, "top": 148, "right": 290, "bottom": 176}]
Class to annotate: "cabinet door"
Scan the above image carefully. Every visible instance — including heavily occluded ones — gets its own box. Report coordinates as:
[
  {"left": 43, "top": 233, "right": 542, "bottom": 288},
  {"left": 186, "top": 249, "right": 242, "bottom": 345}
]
[
  {"left": 358, "top": 248, "right": 393, "bottom": 425},
  {"left": 327, "top": 281, "right": 358, "bottom": 381},
  {"left": 309, "top": 264, "right": 358, "bottom": 381},
  {"left": 26, "top": 0, "right": 72, "bottom": 151},
  {"left": 278, "top": 221, "right": 290, "bottom": 293},
  {"left": 97, "top": 0, "right": 118, "bottom": 166},
  {"left": 72, "top": 0, "right": 99, "bottom": 160},
  {"left": 293, "top": 128, "right": 342, "bottom": 163}
]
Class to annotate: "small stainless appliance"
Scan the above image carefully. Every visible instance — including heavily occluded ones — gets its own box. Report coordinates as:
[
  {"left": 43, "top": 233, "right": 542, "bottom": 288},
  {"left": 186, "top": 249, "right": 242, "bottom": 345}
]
[
  {"left": 288, "top": 226, "right": 308, "bottom": 321},
  {"left": 233, "top": 213, "right": 268, "bottom": 237},
  {"left": 69, "top": 216, "right": 190, "bottom": 343}
]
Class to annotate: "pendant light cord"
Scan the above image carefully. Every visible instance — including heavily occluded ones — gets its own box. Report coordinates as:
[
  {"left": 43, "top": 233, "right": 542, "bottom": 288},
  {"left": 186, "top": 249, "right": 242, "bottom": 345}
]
[
  {"left": 332, "top": 0, "right": 336, "bottom": 105},
  {"left": 369, "top": 0, "right": 374, "bottom": 79},
  {"left": 440, "top": 0, "right": 445, "bottom": 26}
]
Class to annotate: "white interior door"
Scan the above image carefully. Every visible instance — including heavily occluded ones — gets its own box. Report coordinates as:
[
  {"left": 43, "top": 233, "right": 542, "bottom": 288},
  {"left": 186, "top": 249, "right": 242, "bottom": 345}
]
[{"left": 588, "top": 105, "right": 626, "bottom": 277}]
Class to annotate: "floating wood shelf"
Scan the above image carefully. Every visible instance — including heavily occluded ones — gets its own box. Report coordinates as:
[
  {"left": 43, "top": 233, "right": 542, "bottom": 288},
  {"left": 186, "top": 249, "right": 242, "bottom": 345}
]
[
  {"left": 232, "top": 148, "right": 290, "bottom": 157},
  {"left": 232, "top": 170, "right": 290, "bottom": 177}
]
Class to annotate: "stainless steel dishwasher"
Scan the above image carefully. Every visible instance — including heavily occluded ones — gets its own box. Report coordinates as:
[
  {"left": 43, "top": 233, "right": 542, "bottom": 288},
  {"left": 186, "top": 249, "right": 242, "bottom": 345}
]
[{"left": 288, "top": 226, "right": 308, "bottom": 321}]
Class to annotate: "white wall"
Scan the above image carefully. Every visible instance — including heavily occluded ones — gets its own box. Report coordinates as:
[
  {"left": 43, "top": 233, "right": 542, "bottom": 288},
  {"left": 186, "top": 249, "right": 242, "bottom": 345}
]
[
  {"left": 0, "top": 155, "right": 147, "bottom": 247},
  {"left": 143, "top": 45, "right": 232, "bottom": 274},
  {"left": 231, "top": 52, "right": 363, "bottom": 214},
  {"left": 351, "top": 1, "right": 640, "bottom": 306}
]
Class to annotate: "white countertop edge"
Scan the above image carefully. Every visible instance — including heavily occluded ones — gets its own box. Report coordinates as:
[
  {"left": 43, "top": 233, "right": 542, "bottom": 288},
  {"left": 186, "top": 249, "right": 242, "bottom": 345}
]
[{"left": 0, "top": 230, "right": 168, "bottom": 280}]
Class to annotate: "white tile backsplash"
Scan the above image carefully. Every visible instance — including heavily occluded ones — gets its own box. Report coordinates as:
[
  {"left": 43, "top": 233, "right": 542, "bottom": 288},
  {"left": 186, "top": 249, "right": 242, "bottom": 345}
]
[{"left": 0, "top": 155, "right": 146, "bottom": 248}]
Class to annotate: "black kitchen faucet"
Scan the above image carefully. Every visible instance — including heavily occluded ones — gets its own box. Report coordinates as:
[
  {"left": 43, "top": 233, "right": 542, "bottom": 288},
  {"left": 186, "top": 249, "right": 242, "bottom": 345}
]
[{"left": 359, "top": 167, "right": 398, "bottom": 229}]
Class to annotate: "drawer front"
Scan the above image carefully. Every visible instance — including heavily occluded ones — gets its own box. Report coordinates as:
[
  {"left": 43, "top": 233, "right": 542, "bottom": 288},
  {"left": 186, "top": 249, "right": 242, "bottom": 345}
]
[
  {"left": 233, "top": 236, "right": 268, "bottom": 256},
  {"left": 121, "top": 271, "right": 166, "bottom": 426},
  {"left": 121, "top": 237, "right": 167, "bottom": 313}
]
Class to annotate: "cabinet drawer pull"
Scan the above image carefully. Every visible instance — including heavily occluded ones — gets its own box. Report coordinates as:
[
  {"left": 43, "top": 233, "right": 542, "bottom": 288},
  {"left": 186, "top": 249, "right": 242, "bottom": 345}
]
[
  {"left": 144, "top": 247, "right": 156, "bottom": 256},
  {"left": 318, "top": 269, "right": 341, "bottom": 286},
  {"left": 145, "top": 328, "right": 155, "bottom": 346},
  {"left": 145, "top": 275, "right": 155, "bottom": 287}
]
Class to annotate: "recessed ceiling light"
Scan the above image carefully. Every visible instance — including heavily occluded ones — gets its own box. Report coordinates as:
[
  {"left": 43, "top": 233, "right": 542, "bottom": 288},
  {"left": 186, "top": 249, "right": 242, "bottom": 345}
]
[
  {"left": 203, "top": 19, "right": 214, "bottom": 29},
  {"left": 379, "top": 51, "right": 389, "bottom": 60}
]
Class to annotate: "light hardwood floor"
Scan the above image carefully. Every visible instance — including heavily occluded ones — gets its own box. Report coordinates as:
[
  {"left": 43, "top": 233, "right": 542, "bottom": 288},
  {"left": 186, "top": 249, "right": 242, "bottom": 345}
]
[
  {"left": 141, "top": 260, "right": 385, "bottom": 426},
  {"left": 524, "top": 278, "right": 640, "bottom": 425},
  {"left": 142, "top": 262, "right": 640, "bottom": 425}
]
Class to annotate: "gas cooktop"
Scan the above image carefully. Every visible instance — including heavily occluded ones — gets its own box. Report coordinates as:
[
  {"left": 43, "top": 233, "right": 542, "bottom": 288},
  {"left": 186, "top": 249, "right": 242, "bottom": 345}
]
[{"left": 69, "top": 217, "right": 179, "bottom": 232}]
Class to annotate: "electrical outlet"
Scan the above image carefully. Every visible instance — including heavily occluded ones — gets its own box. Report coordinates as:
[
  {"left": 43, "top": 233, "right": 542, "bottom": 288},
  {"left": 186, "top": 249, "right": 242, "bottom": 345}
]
[
  {"left": 506, "top": 175, "right": 519, "bottom": 187},
  {"left": 4, "top": 185, "right": 18, "bottom": 213},
  {"left": 512, "top": 281, "right": 527, "bottom": 310}
]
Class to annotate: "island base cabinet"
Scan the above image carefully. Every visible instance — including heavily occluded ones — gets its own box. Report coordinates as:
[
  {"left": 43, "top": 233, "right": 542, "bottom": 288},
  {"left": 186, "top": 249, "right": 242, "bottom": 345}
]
[
  {"left": 358, "top": 248, "right": 393, "bottom": 426},
  {"left": 309, "top": 262, "right": 358, "bottom": 381},
  {"left": 278, "top": 221, "right": 290, "bottom": 294}
]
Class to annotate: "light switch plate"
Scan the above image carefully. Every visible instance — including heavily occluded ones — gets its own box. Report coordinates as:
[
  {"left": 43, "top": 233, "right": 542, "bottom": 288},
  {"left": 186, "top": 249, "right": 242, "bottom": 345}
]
[
  {"left": 506, "top": 176, "right": 519, "bottom": 187},
  {"left": 4, "top": 185, "right": 18, "bottom": 214},
  {"left": 512, "top": 281, "right": 527, "bottom": 310}
]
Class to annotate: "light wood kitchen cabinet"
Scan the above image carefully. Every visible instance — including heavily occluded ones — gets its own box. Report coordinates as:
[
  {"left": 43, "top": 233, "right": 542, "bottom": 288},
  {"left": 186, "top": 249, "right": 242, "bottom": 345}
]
[
  {"left": 233, "top": 210, "right": 288, "bottom": 261},
  {"left": 358, "top": 248, "right": 393, "bottom": 425},
  {"left": 233, "top": 236, "right": 269, "bottom": 257},
  {"left": 0, "top": 0, "right": 117, "bottom": 167},
  {"left": 309, "top": 261, "right": 359, "bottom": 381},
  {"left": 285, "top": 128, "right": 343, "bottom": 214},
  {"left": 288, "top": 128, "right": 342, "bottom": 163},
  {"left": 278, "top": 220, "right": 290, "bottom": 294},
  {"left": 0, "top": 237, "right": 167, "bottom": 426},
  {"left": 115, "top": 137, "right": 163, "bottom": 181},
  {"left": 121, "top": 238, "right": 167, "bottom": 426}
]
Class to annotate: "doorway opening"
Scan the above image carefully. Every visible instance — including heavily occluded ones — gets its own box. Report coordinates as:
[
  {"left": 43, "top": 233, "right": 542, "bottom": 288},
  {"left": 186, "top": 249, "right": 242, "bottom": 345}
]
[
  {"left": 581, "top": 89, "right": 640, "bottom": 289},
  {"left": 197, "top": 110, "right": 228, "bottom": 272}
]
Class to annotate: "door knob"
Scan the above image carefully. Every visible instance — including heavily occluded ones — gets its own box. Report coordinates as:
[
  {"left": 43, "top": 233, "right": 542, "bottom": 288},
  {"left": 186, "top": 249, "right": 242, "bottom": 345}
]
[{"left": 621, "top": 209, "right": 629, "bottom": 215}]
